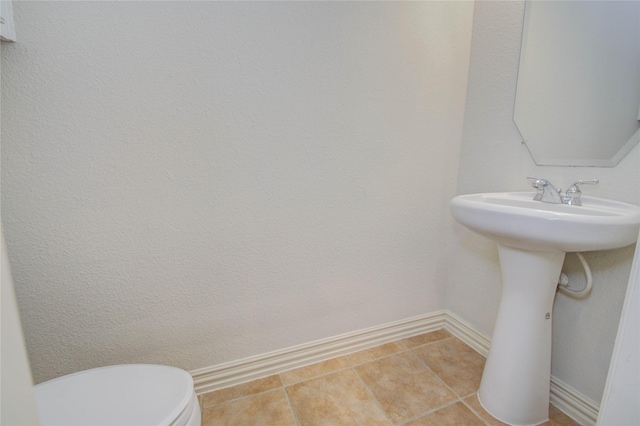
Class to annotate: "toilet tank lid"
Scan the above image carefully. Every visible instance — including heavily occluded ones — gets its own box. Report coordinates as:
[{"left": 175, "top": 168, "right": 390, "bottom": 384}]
[{"left": 33, "top": 364, "right": 194, "bottom": 426}]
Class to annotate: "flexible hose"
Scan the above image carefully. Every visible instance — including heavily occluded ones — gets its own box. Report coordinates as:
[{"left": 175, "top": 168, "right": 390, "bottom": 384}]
[{"left": 557, "top": 252, "right": 593, "bottom": 297}]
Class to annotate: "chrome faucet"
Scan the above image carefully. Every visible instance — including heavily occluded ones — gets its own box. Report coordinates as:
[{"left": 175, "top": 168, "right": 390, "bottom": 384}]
[{"left": 527, "top": 177, "right": 598, "bottom": 205}]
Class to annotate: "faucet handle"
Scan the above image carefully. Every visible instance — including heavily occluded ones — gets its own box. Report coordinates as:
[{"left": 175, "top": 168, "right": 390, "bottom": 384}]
[
  {"left": 567, "top": 179, "right": 599, "bottom": 190},
  {"left": 564, "top": 179, "right": 599, "bottom": 206}
]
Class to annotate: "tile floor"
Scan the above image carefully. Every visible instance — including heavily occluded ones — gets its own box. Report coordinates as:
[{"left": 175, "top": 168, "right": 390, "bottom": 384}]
[{"left": 198, "top": 329, "right": 578, "bottom": 425}]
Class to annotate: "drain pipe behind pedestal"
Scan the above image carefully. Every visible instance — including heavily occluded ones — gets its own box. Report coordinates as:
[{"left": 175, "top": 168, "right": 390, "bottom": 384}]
[{"left": 558, "top": 252, "right": 593, "bottom": 297}]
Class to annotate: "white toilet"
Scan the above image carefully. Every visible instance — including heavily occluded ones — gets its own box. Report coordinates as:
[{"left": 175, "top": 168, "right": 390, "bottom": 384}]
[{"left": 33, "top": 364, "right": 201, "bottom": 426}]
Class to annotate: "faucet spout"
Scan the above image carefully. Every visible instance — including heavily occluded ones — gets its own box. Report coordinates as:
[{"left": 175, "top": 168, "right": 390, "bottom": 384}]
[{"left": 527, "top": 177, "right": 563, "bottom": 204}]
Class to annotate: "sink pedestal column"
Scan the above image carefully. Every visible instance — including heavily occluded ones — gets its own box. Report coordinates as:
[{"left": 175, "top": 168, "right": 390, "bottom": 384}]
[{"left": 478, "top": 245, "right": 565, "bottom": 426}]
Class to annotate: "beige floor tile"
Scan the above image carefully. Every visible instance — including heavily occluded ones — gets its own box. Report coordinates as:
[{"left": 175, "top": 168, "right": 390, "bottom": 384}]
[
  {"left": 463, "top": 393, "right": 509, "bottom": 426},
  {"left": 200, "top": 374, "right": 283, "bottom": 408},
  {"left": 202, "top": 388, "right": 295, "bottom": 426},
  {"left": 198, "top": 339, "right": 578, "bottom": 426},
  {"left": 413, "top": 337, "right": 485, "bottom": 397},
  {"left": 401, "top": 329, "right": 453, "bottom": 349},
  {"left": 281, "top": 356, "right": 349, "bottom": 385},
  {"left": 286, "top": 368, "right": 390, "bottom": 426},
  {"left": 354, "top": 352, "right": 457, "bottom": 424},
  {"left": 346, "top": 341, "right": 406, "bottom": 365},
  {"left": 405, "top": 402, "right": 485, "bottom": 426}
]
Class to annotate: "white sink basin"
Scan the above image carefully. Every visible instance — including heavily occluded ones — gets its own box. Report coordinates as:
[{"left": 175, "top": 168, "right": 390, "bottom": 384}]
[
  {"left": 451, "top": 192, "right": 639, "bottom": 252},
  {"left": 450, "top": 191, "right": 639, "bottom": 424}
]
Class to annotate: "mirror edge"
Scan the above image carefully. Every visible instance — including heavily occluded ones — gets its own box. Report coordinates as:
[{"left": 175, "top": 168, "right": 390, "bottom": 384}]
[{"left": 514, "top": 0, "right": 640, "bottom": 168}]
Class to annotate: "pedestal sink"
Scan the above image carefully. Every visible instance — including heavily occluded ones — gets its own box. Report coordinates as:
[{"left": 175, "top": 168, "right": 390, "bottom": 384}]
[{"left": 450, "top": 192, "right": 639, "bottom": 425}]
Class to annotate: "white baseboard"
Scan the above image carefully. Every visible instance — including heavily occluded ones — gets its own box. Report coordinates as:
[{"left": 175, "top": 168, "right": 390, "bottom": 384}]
[
  {"left": 191, "top": 310, "right": 447, "bottom": 394},
  {"left": 190, "top": 310, "right": 599, "bottom": 425},
  {"left": 550, "top": 378, "right": 599, "bottom": 426},
  {"left": 443, "top": 310, "right": 491, "bottom": 356}
]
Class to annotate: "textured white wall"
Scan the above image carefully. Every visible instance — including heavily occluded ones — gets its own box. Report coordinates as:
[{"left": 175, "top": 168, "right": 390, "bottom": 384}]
[
  {"left": 1, "top": 1, "right": 474, "bottom": 383},
  {"left": 450, "top": 0, "right": 639, "bottom": 404}
]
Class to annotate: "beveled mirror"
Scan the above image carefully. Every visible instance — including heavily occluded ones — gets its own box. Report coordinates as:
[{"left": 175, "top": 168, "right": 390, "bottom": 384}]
[{"left": 514, "top": 0, "right": 640, "bottom": 167}]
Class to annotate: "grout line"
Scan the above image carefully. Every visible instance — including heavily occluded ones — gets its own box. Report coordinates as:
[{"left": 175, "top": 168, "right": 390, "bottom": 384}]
[
  {"left": 397, "top": 399, "right": 462, "bottom": 426},
  {"left": 281, "top": 364, "right": 352, "bottom": 387},
  {"left": 280, "top": 340, "right": 418, "bottom": 386},
  {"left": 406, "top": 348, "right": 488, "bottom": 425},
  {"left": 350, "top": 365, "right": 396, "bottom": 426},
  {"left": 460, "top": 395, "right": 493, "bottom": 426},
  {"left": 402, "top": 335, "right": 455, "bottom": 352},
  {"left": 406, "top": 348, "right": 462, "bottom": 399},
  {"left": 197, "top": 394, "right": 204, "bottom": 425},
  {"left": 279, "top": 334, "right": 457, "bottom": 425},
  {"left": 345, "top": 348, "right": 410, "bottom": 368},
  {"left": 282, "top": 374, "right": 301, "bottom": 426},
  {"left": 200, "top": 386, "right": 285, "bottom": 411},
  {"left": 348, "top": 339, "right": 473, "bottom": 426}
]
